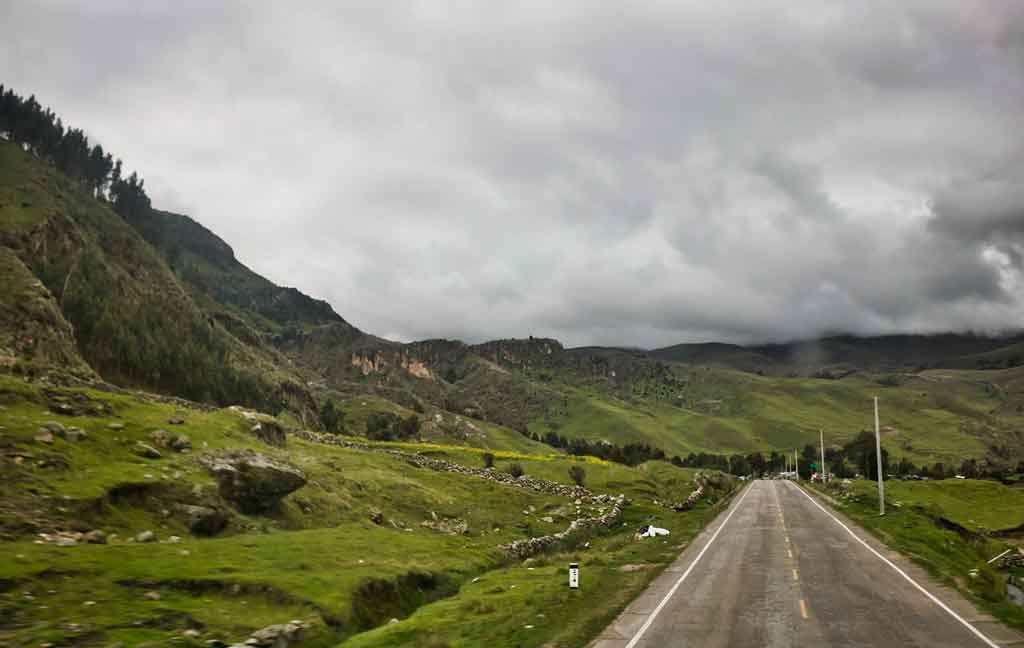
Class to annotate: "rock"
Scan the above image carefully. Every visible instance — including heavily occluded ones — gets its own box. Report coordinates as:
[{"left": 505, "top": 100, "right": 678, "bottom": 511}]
[
  {"left": 35, "top": 429, "right": 54, "bottom": 444},
  {"left": 246, "top": 621, "right": 306, "bottom": 647},
  {"left": 183, "top": 629, "right": 201, "bottom": 639},
  {"left": 388, "top": 618, "right": 399, "bottom": 624},
  {"left": 167, "top": 535, "right": 182, "bottom": 543},
  {"left": 241, "top": 416, "right": 287, "bottom": 447},
  {"left": 41, "top": 421, "right": 67, "bottom": 435},
  {"left": 108, "top": 422, "right": 125, "bottom": 430},
  {"left": 369, "top": 510, "right": 384, "bottom": 525},
  {"left": 83, "top": 530, "right": 107, "bottom": 544},
  {"left": 55, "top": 536, "right": 78, "bottom": 547},
  {"left": 150, "top": 430, "right": 171, "bottom": 448},
  {"left": 136, "top": 530, "right": 156, "bottom": 543},
  {"left": 174, "top": 504, "right": 229, "bottom": 536},
  {"left": 144, "top": 590, "right": 161, "bottom": 601},
  {"left": 64, "top": 427, "right": 87, "bottom": 443},
  {"left": 168, "top": 415, "right": 186, "bottom": 425},
  {"left": 50, "top": 402, "right": 77, "bottom": 416},
  {"left": 134, "top": 442, "right": 162, "bottom": 459},
  {"left": 170, "top": 434, "right": 192, "bottom": 452},
  {"left": 199, "top": 451, "right": 307, "bottom": 513},
  {"left": 541, "top": 516, "right": 554, "bottom": 524}
]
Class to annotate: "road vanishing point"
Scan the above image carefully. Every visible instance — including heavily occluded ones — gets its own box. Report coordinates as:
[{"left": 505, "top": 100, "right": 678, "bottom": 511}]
[{"left": 593, "top": 479, "right": 1024, "bottom": 648}]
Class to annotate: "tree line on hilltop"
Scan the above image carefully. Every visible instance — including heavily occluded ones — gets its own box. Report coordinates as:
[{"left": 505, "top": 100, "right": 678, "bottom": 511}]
[{"left": 0, "top": 83, "right": 150, "bottom": 218}]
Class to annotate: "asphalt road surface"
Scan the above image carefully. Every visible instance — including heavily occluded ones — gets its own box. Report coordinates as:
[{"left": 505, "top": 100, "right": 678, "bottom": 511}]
[{"left": 593, "top": 479, "right": 1024, "bottom": 647}]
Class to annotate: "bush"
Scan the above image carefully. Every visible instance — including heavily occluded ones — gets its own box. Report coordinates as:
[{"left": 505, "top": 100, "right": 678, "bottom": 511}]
[
  {"left": 508, "top": 462, "right": 524, "bottom": 478},
  {"left": 365, "top": 412, "right": 420, "bottom": 441},
  {"left": 568, "top": 465, "right": 586, "bottom": 486},
  {"left": 482, "top": 452, "right": 495, "bottom": 469}
]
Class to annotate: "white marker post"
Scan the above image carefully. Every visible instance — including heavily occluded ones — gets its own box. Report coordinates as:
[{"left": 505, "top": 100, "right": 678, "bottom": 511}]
[
  {"left": 794, "top": 449, "right": 799, "bottom": 480},
  {"left": 874, "top": 397, "right": 885, "bottom": 516},
  {"left": 819, "top": 429, "right": 826, "bottom": 483},
  {"left": 569, "top": 562, "right": 579, "bottom": 589}
]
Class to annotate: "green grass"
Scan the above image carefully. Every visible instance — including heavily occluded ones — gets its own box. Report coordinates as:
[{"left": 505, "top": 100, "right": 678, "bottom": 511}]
[
  {"left": 806, "top": 479, "right": 1024, "bottom": 631},
  {"left": 0, "top": 374, "right": 735, "bottom": 647},
  {"left": 883, "top": 479, "right": 1024, "bottom": 534},
  {"left": 527, "top": 368, "right": 1018, "bottom": 466}
]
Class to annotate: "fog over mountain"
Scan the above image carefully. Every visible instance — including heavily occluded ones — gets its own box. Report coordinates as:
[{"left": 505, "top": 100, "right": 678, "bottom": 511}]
[{"left": 3, "top": 1, "right": 1023, "bottom": 347}]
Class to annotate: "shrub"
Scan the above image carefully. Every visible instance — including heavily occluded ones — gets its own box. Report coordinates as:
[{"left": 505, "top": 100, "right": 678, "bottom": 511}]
[
  {"left": 482, "top": 452, "right": 495, "bottom": 469},
  {"left": 508, "top": 462, "right": 524, "bottom": 478},
  {"left": 568, "top": 465, "right": 586, "bottom": 486}
]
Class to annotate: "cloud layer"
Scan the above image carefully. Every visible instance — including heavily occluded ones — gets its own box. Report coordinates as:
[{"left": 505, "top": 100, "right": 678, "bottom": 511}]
[{"left": 4, "top": 1, "right": 1023, "bottom": 346}]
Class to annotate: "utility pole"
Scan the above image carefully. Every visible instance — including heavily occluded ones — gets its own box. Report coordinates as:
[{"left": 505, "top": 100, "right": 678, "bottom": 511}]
[
  {"left": 819, "top": 429, "right": 826, "bottom": 483},
  {"left": 874, "top": 397, "right": 885, "bottom": 515}
]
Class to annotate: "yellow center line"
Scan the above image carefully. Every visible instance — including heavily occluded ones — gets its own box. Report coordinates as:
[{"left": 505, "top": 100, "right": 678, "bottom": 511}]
[{"left": 799, "top": 599, "right": 809, "bottom": 619}]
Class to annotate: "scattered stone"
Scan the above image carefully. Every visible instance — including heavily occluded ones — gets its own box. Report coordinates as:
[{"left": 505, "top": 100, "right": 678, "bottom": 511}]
[
  {"left": 150, "top": 430, "right": 171, "bottom": 448},
  {"left": 168, "top": 415, "right": 186, "bottom": 425},
  {"left": 199, "top": 451, "right": 307, "bottom": 513},
  {"left": 40, "top": 421, "right": 66, "bottom": 435},
  {"left": 167, "top": 535, "right": 182, "bottom": 544},
  {"left": 83, "top": 530, "right": 107, "bottom": 544},
  {"left": 541, "top": 516, "right": 554, "bottom": 524},
  {"left": 183, "top": 629, "right": 201, "bottom": 639},
  {"left": 136, "top": 530, "right": 156, "bottom": 543},
  {"left": 108, "top": 422, "right": 125, "bottom": 430},
  {"left": 134, "top": 442, "right": 162, "bottom": 459},
  {"left": 243, "top": 621, "right": 308, "bottom": 647},
  {"left": 388, "top": 618, "right": 399, "bottom": 624},
  {"left": 64, "top": 427, "right": 87, "bottom": 443},
  {"left": 369, "top": 510, "right": 384, "bottom": 525},
  {"left": 144, "top": 590, "right": 161, "bottom": 601},
  {"left": 35, "top": 429, "right": 54, "bottom": 444},
  {"left": 170, "top": 434, "right": 192, "bottom": 452}
]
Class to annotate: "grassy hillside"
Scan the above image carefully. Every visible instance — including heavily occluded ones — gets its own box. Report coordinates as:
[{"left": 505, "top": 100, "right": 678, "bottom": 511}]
[{"left": 0, "top": 373, "right": 736, "bottom": 647}]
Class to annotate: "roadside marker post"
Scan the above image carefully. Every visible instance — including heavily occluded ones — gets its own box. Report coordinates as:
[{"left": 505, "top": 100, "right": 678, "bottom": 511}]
[
  {"left": 874, "top": 397, "right": 885, "bottom": 516},
  {"left": 569, "top": 562, "right": 579, "bottom": 589},
  {"left": 820, "top": 429, "right": 826, "bottom": 483}
]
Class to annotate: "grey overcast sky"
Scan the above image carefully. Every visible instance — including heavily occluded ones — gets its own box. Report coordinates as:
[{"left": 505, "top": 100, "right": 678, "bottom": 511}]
[{"left": 3, "top": 1, "right": 1023, "bottom": 347}]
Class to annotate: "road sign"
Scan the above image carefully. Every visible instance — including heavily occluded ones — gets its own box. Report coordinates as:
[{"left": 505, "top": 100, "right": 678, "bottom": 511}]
[{"left": 569, "top": 562, "right": 579, "bottom": 589}]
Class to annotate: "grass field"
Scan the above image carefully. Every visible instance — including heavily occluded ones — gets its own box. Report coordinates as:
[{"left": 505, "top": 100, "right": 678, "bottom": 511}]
[
  {"left": 528, "top": 368, "right": 1021, "bottom": 466},
  {"left": 0, "top": 373, "right": 736, "bottom": 647}
]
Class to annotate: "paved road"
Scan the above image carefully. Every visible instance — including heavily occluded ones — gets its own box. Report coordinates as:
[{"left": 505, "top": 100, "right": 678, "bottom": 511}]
[{"left": 593, "top": 479, "right": 1024, "bottom": 648}]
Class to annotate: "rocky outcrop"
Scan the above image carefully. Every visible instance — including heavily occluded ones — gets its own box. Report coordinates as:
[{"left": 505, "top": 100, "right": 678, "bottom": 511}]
[
  {"left": 229, "top": 407, "right": 287, "bottom": 447},
  {"left": 199, "top": 451, "right": 307, "bottom": 513},
  {"left": 174, "top": 503, "right": 229, "bottom": 536}
]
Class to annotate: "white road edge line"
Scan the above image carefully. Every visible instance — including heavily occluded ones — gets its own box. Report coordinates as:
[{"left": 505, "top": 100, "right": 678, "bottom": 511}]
[
  {"left": 790, "top": 482, "right": 1000, "bottom": 648},
  {"left": 623, "top": 482, "right": 755, "bottom": 648}
]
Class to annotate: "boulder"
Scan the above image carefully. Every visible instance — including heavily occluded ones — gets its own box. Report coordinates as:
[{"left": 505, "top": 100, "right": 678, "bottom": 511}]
[
  {"left": 169, "top": 434, "right": 192, "bottom": 452},
  {"left": 83, "top": 529, "right": 107, "bottom": 544},
  {"left": 248, "top": 418, "right": 286, "bottom": 447},
  {"left": 150, "top": 430, "right": 171, "bottom": 448},
  {"left": 174, "top": 503, "right": 229, "bottom": 536},
  {"left": 64, "top": 427, "right": 87, "bottom": 442},
  {"left": 168, "top": 415, "right": 186, "bottom": 425},
  {"left": 40, "top": 421, "right": 66, "bottom": 435},
  {"left": 199, "top": 451, "right": 307, "bottom": 513},
  {"left": 35, "top": 429, "right": 54, "bottom": 444},
  {"left": 136, "top": 530, "right": 156, "bottom": 543}
]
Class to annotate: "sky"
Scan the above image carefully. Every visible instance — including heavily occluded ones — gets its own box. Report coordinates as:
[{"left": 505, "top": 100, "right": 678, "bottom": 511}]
[{"left": 3, "top": 1, "right": 1023, "bottom": 347}]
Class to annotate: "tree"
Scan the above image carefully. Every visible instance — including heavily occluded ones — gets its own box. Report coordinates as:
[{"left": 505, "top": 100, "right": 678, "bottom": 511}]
[
  {"left": 482, "top": 452, "right": 495, "bottom": 469},
  {"left": 568, "top": 465, "right": 586, "bottom": 486},
  {"left": 319, "top": 399, "right": 344, "bottom": 434},
  {"left": 508, "top": 462, "right": 524, "bottom": 478}
]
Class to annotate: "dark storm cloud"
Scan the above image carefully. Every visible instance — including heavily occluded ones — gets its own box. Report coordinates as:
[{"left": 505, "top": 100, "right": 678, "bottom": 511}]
[{"left": 3, "top": 0, "right": 1023, "bottom": 347}]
